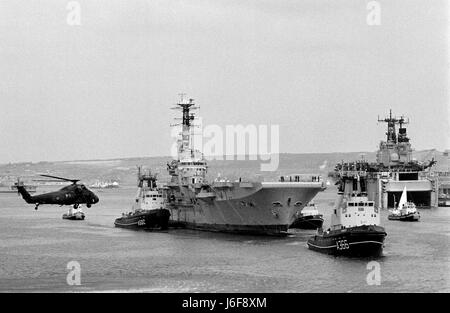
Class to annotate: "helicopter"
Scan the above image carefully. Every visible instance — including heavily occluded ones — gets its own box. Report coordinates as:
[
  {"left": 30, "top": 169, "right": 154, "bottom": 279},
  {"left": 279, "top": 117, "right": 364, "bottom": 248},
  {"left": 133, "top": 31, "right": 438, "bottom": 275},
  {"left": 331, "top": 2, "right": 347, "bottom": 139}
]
[{"left": 15, "top": 174, "right": 99, "bottom": 211}]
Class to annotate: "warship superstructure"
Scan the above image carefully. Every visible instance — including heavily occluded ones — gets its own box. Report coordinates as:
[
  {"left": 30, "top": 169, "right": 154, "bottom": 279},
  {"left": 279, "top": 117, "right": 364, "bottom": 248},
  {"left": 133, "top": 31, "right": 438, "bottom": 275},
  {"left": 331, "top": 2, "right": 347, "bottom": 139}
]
[
  {"left": 165, "top": 95, "right": 325, "bottom": 235},
  {"left": 335, "top": 110, "right": 437, "bottom": 209}
]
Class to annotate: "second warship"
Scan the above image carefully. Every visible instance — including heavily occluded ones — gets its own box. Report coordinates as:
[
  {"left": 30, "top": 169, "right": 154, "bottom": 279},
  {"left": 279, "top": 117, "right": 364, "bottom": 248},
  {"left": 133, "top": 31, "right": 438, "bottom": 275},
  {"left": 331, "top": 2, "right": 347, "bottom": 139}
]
[
  {"left": 333, "top": 110, "right": 437, "bottom": 209},
  {"left": 165, "top": 95, "right": 325, "bottom": 236}
]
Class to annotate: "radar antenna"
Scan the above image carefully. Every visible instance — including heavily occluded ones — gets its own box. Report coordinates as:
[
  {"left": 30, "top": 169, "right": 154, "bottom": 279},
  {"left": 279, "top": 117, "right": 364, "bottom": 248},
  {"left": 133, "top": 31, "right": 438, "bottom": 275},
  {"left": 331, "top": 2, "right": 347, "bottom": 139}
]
[{"left": 377, "top": 109, "right": 410, "bottom": 144}]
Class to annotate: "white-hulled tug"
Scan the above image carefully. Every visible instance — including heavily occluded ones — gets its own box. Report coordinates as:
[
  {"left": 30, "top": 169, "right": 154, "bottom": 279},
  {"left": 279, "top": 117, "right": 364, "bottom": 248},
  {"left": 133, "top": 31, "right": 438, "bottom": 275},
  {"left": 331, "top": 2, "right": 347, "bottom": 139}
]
[
  {"left": 114, "top": 167, "right": 170, "bottom": 230},
  {"left": 290, "top": 201, "right": 324, "bottom": 230},
  {"left": 308, "top": 168, "right": 387, "bottom": 257}
]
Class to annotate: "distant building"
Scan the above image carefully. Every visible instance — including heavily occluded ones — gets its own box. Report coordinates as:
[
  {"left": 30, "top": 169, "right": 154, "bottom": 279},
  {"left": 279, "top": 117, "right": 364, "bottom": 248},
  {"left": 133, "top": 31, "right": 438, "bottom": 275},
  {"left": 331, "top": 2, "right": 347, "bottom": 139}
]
[{"left": 436, "top": 171, "right": 450, "bottom": 206}]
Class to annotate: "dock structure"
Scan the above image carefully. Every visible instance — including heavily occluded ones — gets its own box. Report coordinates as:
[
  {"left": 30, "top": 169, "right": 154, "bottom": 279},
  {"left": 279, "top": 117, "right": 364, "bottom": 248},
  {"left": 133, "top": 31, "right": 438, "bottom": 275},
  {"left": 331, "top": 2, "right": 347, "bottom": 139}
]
[{"left": 436, "top": 171, "right": 450, "bottom": 207}]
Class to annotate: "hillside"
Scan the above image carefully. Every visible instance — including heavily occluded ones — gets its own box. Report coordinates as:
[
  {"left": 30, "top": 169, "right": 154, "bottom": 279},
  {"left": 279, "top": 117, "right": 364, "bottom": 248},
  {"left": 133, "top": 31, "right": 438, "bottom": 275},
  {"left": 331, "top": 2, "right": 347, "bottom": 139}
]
[{"left": 1, "top": 150, "right": 448, "bottom": 187}]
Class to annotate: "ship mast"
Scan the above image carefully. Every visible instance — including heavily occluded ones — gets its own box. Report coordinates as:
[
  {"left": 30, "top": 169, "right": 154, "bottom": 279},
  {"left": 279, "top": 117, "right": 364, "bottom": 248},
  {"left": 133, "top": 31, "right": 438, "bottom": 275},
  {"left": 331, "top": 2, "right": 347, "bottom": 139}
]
[
  {"left": 377, "top": 109, "right": 410, "bottom": 144},
  {"left": 171, "top": 94, "right": 199, "bottom": 159},
  {"left": 168, "top": 95, "right": 207, "bottom": 185},
  {"left": 137, "top": 166, "right": 156, "bottom": 188}
]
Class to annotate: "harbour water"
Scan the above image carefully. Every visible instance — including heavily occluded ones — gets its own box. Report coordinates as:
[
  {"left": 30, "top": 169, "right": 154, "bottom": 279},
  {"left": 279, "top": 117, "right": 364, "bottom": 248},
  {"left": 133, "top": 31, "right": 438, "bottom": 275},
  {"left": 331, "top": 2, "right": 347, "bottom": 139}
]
[{"left": 0, "top": 185, "right": 449, "bottom": 292}]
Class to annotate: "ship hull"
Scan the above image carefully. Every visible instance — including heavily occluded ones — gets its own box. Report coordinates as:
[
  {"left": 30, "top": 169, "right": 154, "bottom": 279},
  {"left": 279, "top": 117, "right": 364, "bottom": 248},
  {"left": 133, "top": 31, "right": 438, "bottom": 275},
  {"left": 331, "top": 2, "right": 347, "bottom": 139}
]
[
  {"left": 307, "top": 225, "right": 386, "bottom": 257},
  {"left": 290, "top": 215, "right": 324, "bottom": 230},
  {"left": 114, "top": 209, "right": 170, "bottom": 230},
  {"left": 168, "top": 182, "right": 324, "bottom": 236},
  {"left": 171, "top": 221, "right": 288, "bottom": 236}
]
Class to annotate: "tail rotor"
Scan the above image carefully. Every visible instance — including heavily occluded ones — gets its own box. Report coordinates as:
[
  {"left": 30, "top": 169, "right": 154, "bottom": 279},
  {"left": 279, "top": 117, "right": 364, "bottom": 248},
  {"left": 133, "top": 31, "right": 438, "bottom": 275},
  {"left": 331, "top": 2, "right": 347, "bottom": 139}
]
[{"left": 14, "top": 177, "right": 24, "bottom": 196}]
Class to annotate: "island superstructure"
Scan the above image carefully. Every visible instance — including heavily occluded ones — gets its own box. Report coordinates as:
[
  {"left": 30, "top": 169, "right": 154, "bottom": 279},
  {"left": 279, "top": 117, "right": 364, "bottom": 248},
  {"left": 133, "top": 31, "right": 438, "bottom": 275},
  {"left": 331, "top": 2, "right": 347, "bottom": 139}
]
[{"left": 165, "top": 95, "right": 325, "bottom": 235}]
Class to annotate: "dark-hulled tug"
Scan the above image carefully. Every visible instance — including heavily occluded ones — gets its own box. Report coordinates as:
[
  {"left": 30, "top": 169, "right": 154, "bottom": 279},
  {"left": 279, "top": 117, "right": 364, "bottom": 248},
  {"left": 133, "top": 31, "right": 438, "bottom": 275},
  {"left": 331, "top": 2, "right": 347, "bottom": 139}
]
[
  {"left": 290, "top": 202, "right": 324, "bottom": 230},
  {"left": 308, "top": 167, "right": 387, "bottom": 257},
  {"left": 114, "top": 167, "right": 170, "bottom": 230}
]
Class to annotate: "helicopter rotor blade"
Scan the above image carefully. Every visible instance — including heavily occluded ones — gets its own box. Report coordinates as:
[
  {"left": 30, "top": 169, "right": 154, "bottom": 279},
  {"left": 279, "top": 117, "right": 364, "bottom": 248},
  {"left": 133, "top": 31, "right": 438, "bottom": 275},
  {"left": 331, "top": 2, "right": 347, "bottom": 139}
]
[{"left": 39, "top": 174, "right": 80, "bottom": 184}]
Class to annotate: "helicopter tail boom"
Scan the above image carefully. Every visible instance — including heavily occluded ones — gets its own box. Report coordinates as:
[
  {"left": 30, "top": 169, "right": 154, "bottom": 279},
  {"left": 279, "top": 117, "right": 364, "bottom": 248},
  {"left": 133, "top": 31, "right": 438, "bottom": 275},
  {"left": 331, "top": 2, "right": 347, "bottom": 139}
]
[{"left": 16, "top": 185, "right": 34, "bottom": 204}]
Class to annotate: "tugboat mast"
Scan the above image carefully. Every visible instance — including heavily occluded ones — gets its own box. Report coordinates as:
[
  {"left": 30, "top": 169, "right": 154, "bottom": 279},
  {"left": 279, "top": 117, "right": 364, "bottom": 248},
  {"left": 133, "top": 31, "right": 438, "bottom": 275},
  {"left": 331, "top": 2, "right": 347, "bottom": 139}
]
[{"left": 137, "top": 166, "right": 157, "bottom": 188}]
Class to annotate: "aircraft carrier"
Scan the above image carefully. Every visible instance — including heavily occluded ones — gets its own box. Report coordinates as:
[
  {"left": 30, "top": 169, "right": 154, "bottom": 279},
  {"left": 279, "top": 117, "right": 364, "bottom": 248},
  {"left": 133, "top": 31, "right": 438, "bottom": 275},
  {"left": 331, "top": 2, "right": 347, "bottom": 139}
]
[
  {"left": 165, "top": 96, "right": 325, "bottom": 235},
  {"left": 335, "top": 110, "right": 438, "bottom": 209}
]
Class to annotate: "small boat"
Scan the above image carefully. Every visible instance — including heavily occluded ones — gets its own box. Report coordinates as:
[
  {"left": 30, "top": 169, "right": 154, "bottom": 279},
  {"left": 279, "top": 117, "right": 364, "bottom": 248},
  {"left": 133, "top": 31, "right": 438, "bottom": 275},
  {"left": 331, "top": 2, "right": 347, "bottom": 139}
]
[
  {"left": 90, "top": 180, "right": 120, "bottom": 189},
  {"left": 114, "top": 168, "right": 170, "bottom": 230},
  {"left": 62, "top": 207, "right": 85, "bottom": 220},
  {"left": 307, "top": 173, "right": 387, "bottom": 257},
  {"left": 290, "top": 202, "right": 324, "bottom": 229},
  {"left": 388, "top": 186, "right": 420, "bottom": 221}
]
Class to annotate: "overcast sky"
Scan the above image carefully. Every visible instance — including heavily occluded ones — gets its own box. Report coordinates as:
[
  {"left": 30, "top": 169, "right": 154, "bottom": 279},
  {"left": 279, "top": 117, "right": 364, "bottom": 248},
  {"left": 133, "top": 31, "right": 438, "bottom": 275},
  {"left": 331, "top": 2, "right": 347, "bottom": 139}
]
[{"left": 0, "top": 0, "right": 448, "bottom": 163}]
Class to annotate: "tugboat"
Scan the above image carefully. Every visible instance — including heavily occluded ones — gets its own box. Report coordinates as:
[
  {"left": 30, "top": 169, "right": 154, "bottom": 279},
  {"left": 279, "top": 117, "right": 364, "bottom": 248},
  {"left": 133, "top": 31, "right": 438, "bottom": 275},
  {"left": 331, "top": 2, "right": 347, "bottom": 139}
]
[
  {"left": 307, "top": 170, "right": 387, "bottom": 257},
  {"left": 114, "top": 167, "right": 170, "bottom": 230},
  {"left": 388, "top": 186, "right": 420, "bottom": 221},
  {"left": 290, "top": 202, "right": 324, "bottom": 229},
  {"left": 62, "top": 206, "right": 85, "bottom": 220}
]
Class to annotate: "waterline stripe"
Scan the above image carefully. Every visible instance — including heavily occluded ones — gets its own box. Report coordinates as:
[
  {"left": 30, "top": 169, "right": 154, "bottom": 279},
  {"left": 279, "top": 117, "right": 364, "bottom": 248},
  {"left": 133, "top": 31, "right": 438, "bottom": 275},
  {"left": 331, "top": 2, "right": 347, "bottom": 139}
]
[
  {"left": 114, "top": 222, "right": 140, "bottom": 226},
  {"left": 307, "top": 243, "right": 337, "bottom": 249},
  {"left": 349, "top": 240, "right": 383, "bottom": 245},
  {"left": 307, "top": 240, "right": 383, "bottom": 249}
]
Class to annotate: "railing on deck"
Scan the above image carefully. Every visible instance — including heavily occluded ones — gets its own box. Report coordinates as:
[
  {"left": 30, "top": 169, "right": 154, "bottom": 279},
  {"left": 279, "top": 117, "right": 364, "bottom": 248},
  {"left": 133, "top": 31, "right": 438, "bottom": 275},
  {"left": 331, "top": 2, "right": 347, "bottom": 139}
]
[{"left": 278, "top": 174, "right": 322, "bottom": 183}]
